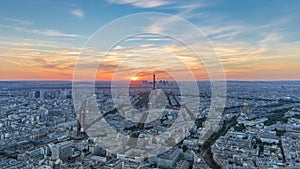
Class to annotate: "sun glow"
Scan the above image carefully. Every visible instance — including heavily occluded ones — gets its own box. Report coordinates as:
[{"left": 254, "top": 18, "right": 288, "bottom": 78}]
[{"left": 130, "top": 76, "right": 139, "bottom": 81}]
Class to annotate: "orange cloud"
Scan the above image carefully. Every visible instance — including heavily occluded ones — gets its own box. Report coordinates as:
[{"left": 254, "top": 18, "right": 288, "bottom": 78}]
[{"left": 0, "top": 37, "right": 299, "bottom": 81}]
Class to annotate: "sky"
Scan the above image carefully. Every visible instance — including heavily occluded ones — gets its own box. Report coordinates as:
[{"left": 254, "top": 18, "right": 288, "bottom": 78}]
[{"left": 0, "top": 0, "right": 299, "bottom": 81}]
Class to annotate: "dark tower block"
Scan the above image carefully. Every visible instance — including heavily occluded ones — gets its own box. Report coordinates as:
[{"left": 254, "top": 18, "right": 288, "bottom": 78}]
[{"left": 153, "top": 74, "right": 156, "bottom": 90}]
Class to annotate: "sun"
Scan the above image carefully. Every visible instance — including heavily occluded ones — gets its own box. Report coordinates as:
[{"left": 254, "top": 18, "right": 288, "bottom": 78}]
[{"left": 130, "top": 76, "right": 139, "bottom": 81}]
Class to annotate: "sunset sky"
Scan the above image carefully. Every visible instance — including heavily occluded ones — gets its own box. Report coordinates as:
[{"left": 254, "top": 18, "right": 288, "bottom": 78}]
[{"left": 0, "top": 0, "right": 299, "bottom": 81}]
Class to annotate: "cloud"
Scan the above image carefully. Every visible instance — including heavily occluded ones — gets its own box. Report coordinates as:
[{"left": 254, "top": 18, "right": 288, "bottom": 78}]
[
  {"left": 0, "top": 24, "right": 81, "bottom": 38},
  {"left": 1, "top": 9, "right": 299, "bottom": 80},
  {"left": 70, "top": 9, "right": 84, "bottom": 19},
  {"left": 144, "top": 15, "right": 181, "bottom": 33},
  {"left": 3, "top": 17, "right": 33, "bottom": 25},
  {"left": 0, "top": 37, "right": 74, "bottom": 50},
  {"left": 31, "top": 29, "right": 80, "bottom": 38},
  {"left": 107, "top": 0, "right": 170, "bottom": 8},
  {"left": 1, "top": 35, "right": 299, "bottom": 80},
  {"left": 141, "top": 2, "right": 207, "bottom": 34}
]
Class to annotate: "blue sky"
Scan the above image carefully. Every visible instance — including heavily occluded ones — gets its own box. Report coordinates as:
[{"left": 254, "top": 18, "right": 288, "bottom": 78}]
[
  {"left": 0, "top": 0, "right": 299, "bottom": 80},
  {"left": 1, "top": 0, "right": 299, "bottom": 45}
]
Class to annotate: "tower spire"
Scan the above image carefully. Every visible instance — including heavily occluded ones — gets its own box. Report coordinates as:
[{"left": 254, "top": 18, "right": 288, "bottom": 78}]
[{"left": 153, "top": 74, "right": 156, "bottom": 90}]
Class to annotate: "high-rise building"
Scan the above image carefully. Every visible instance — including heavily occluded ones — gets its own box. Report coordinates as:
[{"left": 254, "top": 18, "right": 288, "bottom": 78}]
[
  {"left": 153, "top": 74, "right": 156, "bottom": 90},
  {"left": 50, "top": 141, "right": 73, "bottom": 161}
]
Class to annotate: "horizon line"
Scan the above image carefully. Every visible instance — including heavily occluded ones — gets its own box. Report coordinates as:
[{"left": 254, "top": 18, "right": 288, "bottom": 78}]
[{"left": 1, "top": 79, "right": 300, "bottom": 82}]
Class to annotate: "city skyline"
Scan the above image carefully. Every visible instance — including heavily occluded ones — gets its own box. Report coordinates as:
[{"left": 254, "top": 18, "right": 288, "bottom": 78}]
[
  {"left": 1, "top": 2, "right": 300, "bottom": 168},
  {"left": 0, "top": 0, "right": 300, "bottom": 81}
]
